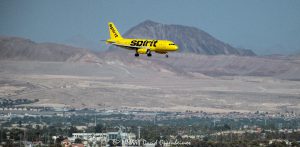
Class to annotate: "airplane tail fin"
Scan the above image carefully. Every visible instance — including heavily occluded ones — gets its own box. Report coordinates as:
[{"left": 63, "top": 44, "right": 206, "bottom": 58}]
[{"left": 108, "top": 22, "right": 123, "bottom": 40}]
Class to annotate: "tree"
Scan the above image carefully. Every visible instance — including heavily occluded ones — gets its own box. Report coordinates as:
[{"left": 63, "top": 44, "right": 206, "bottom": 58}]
[
  {"left": 55, "top": 136, "right": 66, "bottom": 145},
  {"left": 291, "top": 141, "right": 299, "bottom": 147},
  {"left": 75, "top": 138, "right": 82, "bottom": 144},
  {"left": 95, "top": 124, "right": 104, "bottom": 133},
  {"left": 223, "top": 124, "right": 231, "bottom": 130},
  {"left": 268, "top": 141, "right": 287, "bottom": 147},
  {"left": 18, "top": 120, "right": 22, "bottom": 127},
  {"left": 68, "top": 126, "right": 78, "bottom": 136}
]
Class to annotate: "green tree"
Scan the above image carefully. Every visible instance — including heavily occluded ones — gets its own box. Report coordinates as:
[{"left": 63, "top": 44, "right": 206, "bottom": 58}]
[
  {"left": 68, "top": 126, "right": 78, "bottom": 136},
  {"left": 75, "top": 138, "right": 82, "bottom": 144},
  {"left": 95, "top": 124, "right": 104, "bottom": 133},
  {"left": 55, "top": 136, "right": 66, "bottom": 145}
]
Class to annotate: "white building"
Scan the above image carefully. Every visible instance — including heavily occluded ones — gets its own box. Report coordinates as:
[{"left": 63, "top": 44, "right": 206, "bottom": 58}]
[{"left": 70, "top": 131, "right": 136, "bottom": 146}]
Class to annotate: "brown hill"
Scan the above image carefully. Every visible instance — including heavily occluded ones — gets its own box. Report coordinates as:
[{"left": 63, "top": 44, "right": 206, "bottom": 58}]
[
  {"left": 0, "top": 36, "right": 90, "bottom": 61},
  {"left": 99, "top": 52, "right": 300, "bottom": 80},
  {"left": 1, "top": 36, "right": 299, "bottom": 80}
]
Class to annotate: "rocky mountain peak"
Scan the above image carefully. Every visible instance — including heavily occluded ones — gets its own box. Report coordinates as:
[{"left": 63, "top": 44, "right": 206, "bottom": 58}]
[{"left": 110, "top": 20, "right": 255, "bottom": 56}]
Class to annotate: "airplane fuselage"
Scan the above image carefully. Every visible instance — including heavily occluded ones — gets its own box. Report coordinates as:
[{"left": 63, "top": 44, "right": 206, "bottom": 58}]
[{"left": 110, "top": 39, "right": 178, "bottom": 52}]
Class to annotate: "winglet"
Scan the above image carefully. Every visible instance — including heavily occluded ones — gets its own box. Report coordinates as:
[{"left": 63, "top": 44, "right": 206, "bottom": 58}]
[{"left": 108, "top": 22, "right": 123, "bottom": 40}]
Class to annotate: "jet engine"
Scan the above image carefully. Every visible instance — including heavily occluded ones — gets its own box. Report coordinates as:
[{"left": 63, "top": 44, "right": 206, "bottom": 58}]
[{"left": 137, "top": 48, "right": 148, "bottom": 54}]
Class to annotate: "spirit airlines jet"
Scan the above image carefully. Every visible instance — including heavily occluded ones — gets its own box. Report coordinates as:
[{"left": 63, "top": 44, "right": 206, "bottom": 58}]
[{"left": 105, "top": 22, "right": 178, "bottom": 58}]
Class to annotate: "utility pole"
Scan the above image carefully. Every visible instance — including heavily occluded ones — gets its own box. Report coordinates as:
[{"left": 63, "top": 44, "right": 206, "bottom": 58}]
[
  {"left": 138, "top": 126, "right": 141, "bottom": 146},
  {"left": 94, "top": 115, "right": 97, "bottom": 127},
  {"left": 63, "top": 106, "right": 65, "bottom": 126},
  {"left": 213, "top": 119, "right": 216, "bottom": 127},
  {"left": 264, "top": 118, "right": 267, "bottom": 126},
  {"left": 24, "top": 129, "right": 26, "bottom": 145},
  {"left": 0, "top": 126, "right": 2, "bottom": 144},
  {"left": 230, "top": 123, "right": 232, "bottom": 143},
  {"left": 19, "top": 133, "right": 21, "bottom": 147},
  {"left": 138, "top": 126, "right": 141, "bottom": 139}
]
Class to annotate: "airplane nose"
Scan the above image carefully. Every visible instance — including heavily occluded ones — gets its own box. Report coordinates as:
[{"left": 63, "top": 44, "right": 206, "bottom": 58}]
[{"left": 174, "top": 45, "right": 178, "bottom": 50}]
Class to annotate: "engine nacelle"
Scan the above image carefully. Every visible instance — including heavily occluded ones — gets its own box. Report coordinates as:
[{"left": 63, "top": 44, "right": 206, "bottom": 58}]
[{"left": 137, "top": 48, "right": 148, "bottom": 54}]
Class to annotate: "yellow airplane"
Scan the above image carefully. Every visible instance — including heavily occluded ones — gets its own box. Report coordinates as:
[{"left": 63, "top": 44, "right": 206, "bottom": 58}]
[{"left": 105, "top": 22, "right": 178, "bottom": 58}]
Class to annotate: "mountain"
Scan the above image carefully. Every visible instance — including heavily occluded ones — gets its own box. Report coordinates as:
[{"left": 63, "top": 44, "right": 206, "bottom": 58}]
[
  {"left": 0, "top": 36, "right": 91, "bottom": 62},
  {"left": 1, "top": 36, "right": 299, "bottom": 80},
  {"left": 109, "top": 20, "right": 255, "bottom": 56}
]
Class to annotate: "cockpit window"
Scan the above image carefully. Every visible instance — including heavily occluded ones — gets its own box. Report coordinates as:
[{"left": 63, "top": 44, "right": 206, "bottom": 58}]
[{"left": 169, "top": 43, "right": 175, "bottom": 45}]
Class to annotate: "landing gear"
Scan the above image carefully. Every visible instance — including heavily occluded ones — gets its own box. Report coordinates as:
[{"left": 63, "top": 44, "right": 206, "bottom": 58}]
[
  {"left": 165, "top": 54, "right": 169, "bottom": 58},
  {"left": 135, "top": 49, "right": 139, "bottom": 57},
  {"left": 146, "top": 49, "right": 152, "bottom": 57}
]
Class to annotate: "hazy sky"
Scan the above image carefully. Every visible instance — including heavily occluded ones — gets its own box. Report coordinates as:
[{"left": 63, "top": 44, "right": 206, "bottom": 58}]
[{"left": 0, "top": 0, "right": 299, "bottom": 55}]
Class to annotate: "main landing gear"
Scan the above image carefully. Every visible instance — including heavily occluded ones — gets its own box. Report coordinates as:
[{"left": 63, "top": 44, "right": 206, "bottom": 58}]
[
  {"left": 134, "top": 53, "right": 152, "bottom": 57},
  {"left": 134, "top": 50, "right": 169, "bottom": 58},
  {"left": 146, "top": 49, "right": 152, "bottom": 57}
]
